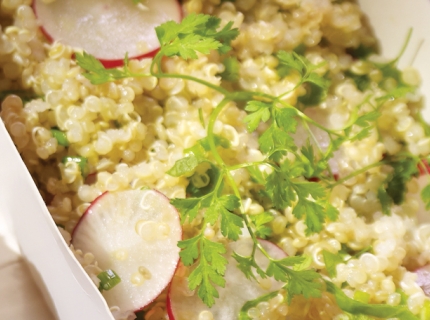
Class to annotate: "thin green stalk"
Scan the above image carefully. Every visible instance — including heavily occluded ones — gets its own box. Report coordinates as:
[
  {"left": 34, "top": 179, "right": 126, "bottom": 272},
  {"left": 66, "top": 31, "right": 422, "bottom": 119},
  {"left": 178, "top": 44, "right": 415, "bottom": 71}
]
[{"left": 329, "top": 161, "right": 386, "bottom": 188}]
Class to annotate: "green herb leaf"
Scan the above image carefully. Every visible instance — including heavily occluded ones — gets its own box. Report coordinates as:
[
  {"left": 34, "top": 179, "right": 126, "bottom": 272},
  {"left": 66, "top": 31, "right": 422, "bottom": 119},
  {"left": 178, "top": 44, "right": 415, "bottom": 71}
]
[
  {"left": 244, "top": 101, "right": 272, "bottom": 132},
  {"left": 377, "top": 186, "right": 392, "bottom": 215},
  {"left": 167, "top": 154, "right": 201, "bottom": 177},
  {"left": 178, "top": 235, "right": 200, "bottom": 266},
  {"left": 239, "top": 291, "right": 279, "bottom": 320},
  {"left": 421, "top": 183, "right": 430, "bottom": 210},
  {"left": 219, "top": 56, "right": 240, "bottom": 82},
  {"left": 249, "top": 212, "right": 274, "bottom": 239},
  {"left": 171, "top": 197, "right": 204, "bottom": 224},
  {"left": 185, "top": 237, "right": 227, "bottom": 307},
  {"left": 345, "top": 71, "right": 371, "bottom": 92},
  {"left": 156, "top": 13, "right": 239, "bottom": 60},
  {"left": 322, "top": 250, "right": 344, "bottom": 278},
  {"left": 266, "top": 257, "right": 323, "bottom": 304},
  {"left": 385, "top": 157, "right": 419, "bottom": 205},
  {"left": 205, "top": 195, "right": 243, "bottom": 240},
  {"left": 232, "top": 252, "right": 266, "bottom": 281},
  {"left": 75, "top": 52, "right": 133, "bottom": 84}
]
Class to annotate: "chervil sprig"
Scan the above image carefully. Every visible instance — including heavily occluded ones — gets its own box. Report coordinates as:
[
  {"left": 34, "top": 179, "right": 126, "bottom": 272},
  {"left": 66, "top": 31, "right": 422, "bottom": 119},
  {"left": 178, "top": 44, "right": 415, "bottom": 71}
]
[{"left": 74, "top": 13, "right": 425, "bottom": 316}]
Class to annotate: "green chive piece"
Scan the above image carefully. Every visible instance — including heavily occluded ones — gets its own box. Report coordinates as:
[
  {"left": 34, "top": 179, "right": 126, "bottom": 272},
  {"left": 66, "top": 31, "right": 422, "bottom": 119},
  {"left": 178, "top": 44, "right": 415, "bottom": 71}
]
[
  {"left": 51, "top": 128, "right": 69, "bottom": 147},
  {"left": 97, "top": 269, "right": 121, "bottom": 291},
  {"left": 62, "top": 156, "right": 89, "bottom": 177},
  {"left": 353, "top": 290, "right": 370, "bottom": 304}
]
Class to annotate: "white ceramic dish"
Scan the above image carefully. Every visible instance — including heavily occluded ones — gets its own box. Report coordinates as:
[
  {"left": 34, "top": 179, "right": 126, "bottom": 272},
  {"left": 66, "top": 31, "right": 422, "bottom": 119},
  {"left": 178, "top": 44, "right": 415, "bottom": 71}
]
[{"left": 0, "top": 1, "right": 430, "bottom": 319}]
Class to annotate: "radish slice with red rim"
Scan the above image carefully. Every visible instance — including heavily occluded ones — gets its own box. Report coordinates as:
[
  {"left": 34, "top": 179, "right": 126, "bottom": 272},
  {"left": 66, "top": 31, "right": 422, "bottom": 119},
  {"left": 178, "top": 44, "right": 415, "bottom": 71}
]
[
  {"left": 415, "top": 264, "right": 430, "bottom": 297},
  {"left": 72, "top": 189, "right": 182, "bottom": 313},
  {"left": 33, "top": 0, "right": 182, "bottom": 67},
  {"left": 166, "top": 238, "right": 287, "bottom": 320}
]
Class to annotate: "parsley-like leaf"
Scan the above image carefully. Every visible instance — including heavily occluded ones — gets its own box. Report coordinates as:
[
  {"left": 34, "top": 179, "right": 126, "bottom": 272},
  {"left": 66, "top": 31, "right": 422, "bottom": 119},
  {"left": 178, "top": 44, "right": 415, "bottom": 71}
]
[
  {"left": 167, "top": 154, "right": 200, "bottom": 177},
  {"left": 205, "top": 195, "right": 243, "bottom": 240},
  {"left": 219, "top": 56, "right": 240, "bottom": 82},
  {"left": 249, "top": 212, "right": 274, "bottom": 239},
  {"left": 238, "top": 291, "right": 279, "bottom": 320},
  {"left": 244, "top": 101, "right": 272, "bottom": 132},
  {"left": 186, "top": 237, "right": 227, "bottom": 307},
  {"left": 421, "top": 183, "right": 430, "bottom": 210},
  {"left": 266, "top": 257, "right": 322, "bottom": 304},
  {"left": 322, "top": 250, "right": 344, "bottom": 278},
  {"left": 75, "top": 52, "right": 133, "bottom": 84},
  {"left": 155, "top": 13, "right": 239, "bottom": 60}
]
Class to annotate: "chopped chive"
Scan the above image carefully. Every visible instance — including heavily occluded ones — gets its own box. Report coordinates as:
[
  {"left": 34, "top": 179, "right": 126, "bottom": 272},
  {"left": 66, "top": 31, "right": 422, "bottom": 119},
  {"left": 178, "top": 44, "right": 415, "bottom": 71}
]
[
  {"left": 62, "top": 156, "right": 89, "bottom": 177},
  {"left": 51, "top": 128, "right": 69, "bottom": 147},
  {"left": 97, "top": 269, "right": 121, "bottom": 291},
  {"left": 353, "top": 290, "right": 370, "bottom": 304}
]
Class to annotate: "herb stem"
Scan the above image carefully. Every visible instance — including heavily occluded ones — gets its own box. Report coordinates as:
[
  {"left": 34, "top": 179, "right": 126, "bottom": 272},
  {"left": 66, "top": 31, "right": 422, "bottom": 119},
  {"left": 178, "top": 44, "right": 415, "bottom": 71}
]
[
  {"left": 226, "top": 161, "right": 270, "bottom": 172},
  {"left": 328, "top": 161, "right": 386, "bottom": 188}
]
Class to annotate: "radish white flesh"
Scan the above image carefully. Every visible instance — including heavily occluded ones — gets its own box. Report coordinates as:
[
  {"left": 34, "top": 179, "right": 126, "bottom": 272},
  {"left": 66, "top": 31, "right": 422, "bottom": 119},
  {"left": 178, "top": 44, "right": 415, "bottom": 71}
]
[
  {"left": 415, "top": 264, "right": 430, "bottom": 296},
  {"left": 167, "top": 238, "right": 286, "bottom": 320},
  {"left": 72, "top": 190, "right": 181, "bottom": 312},
  {"left": 33, "top": 0, "right": 182, "bottom": 65}
]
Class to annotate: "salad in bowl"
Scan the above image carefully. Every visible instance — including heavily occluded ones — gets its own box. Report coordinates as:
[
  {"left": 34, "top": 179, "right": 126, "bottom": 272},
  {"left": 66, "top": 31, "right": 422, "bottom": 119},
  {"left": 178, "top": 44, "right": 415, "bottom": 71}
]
[{"left": 1, "top": 0, "right": 430, "bottom": 319}]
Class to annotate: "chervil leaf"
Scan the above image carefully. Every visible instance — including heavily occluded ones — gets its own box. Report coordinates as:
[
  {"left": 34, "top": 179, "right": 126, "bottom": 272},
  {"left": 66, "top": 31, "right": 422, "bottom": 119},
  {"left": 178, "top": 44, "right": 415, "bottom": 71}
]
[
  {"left": 298, "top": 82, "right": 326, "bottom": 106},
  {"left": 219, "top": 56, "right": 240, "bottom": 82},
  {"left": 178, "top": 235, "right": 200, "bottom": 266},
  {"left": 259, "top": 125, "right": 296, "bottom": 156},
  {"left": 156, "top": 13, "right": 209, "bottom": 45},
  {"left": 249, "top": 212, "right": 274, "bottom": 239},
  {"left": 294, "top": 181, "right": 326, "bottom": 199},
  {"left": 205, "top": 195, "right": 243, "bottom": 240},
  {"left": 354, "top": 111, "right": 380, "bottom": 128},
  {"left": 239, "top": 291, "right": 280, "bottom": 320},
  {"left": 385, "top": 157, "right": 419, "bottom": 205},
  {"left": 232, "top": 253, "right": 263, "bottom": 280},
  {"left": 326, "top": 203, "right": 340, "bottom": 221},
  {"left": 167, "top": 154, "right": 200, "bottom": 177},
  {"left": 244, "top": 101, "right": 272, "bottom": 132},
  {"left": 322, "top": 250, "right": 344, "bottom": 278},
  {"left": 377, "top": 186, "right": 392, "bottom": 215},
  {"left": 300, "top": 141, "right": 328, "bottom": 178},
  {"left": 156, "top": 14, "right": 238, "bottom": 60},
  {"left": 421, "top": 184, "right": 430, "bottom": 210},
  {"left": 273, "top": 108, "right": 298, "bottom": 133},
  {"left": 171, "top": 197, "right": 202, "bottom": 223},
  {"left": 284, "top": 269, "right": 322, "bottom": 303},
  {"left": 305, "top": 72, "right": 330, "bottom": 90},
  {"left": 75, "top": 52, "right": 132, "bottom": 85},
  {"left": 345, "top": 71, "right": 371, "bottom": 92},
  {"left": 186, "top": 237, "right": 227, "bottom": 307},
  {"left": 276, "top": 51, "right": 305, "bottom": 76},
  {"left": 293, "top": 198, "right": 326, "bottom": 235},
  {"left": 266, "top": 259, "right": 322, "bottom": 304}
]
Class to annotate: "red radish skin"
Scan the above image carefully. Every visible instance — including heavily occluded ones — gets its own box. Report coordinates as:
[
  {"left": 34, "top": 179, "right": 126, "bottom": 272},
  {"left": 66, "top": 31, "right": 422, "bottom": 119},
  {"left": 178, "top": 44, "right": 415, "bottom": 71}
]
[
  {"left": 32, "top": 0, "right": 183, "bottom": 68},
  {"left": 71, "top": 189, "right": 182, "bottom": 313},
  {"left": 166, "top": 238, "right": 287, "bottom": 320}
]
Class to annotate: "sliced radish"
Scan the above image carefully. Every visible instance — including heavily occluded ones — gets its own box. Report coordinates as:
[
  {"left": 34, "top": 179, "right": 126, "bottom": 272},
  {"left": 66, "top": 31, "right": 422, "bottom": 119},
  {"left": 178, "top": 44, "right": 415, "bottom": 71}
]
[
  {"left": 167, "top": 238, "right": 286, "bottom": 320},
  {"left": 71, "top": 189, "right": 182, "bottom": 312},
  {"left": 415, "top": 264, "right": 430, "bottom": 297},
  {"left": 33, "top": 0, "right": 182, "bottom": 67}
]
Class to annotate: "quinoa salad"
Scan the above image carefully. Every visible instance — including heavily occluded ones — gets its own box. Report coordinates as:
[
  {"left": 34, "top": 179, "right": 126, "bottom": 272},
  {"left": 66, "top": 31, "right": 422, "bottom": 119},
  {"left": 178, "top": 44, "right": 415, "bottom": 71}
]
[{"left": 1, "top": 0, "right": 430, "bottom": 319}]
